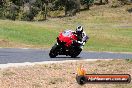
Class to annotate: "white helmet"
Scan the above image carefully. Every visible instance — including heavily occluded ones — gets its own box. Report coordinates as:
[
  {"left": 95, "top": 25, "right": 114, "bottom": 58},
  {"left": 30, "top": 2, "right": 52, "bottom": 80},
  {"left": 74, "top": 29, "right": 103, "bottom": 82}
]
[{"left": 76, "top": 26, "right": 83, "bottom": 35}]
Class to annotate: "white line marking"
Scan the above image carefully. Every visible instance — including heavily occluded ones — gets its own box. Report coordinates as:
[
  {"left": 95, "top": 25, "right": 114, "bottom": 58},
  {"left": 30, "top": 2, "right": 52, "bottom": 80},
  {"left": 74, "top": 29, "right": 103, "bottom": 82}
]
[
  {"left": 0, "top": 59, "right": 112, "bottom": 69},
  {"left": 21, "top": 48, "right": 30, "bottom": 49}
]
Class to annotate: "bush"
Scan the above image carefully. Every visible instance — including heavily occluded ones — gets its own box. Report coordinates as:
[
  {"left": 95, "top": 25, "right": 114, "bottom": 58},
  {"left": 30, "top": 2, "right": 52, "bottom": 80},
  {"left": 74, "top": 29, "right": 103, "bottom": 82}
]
[
  {"left": 20, "top": 2, "right": 40, "bottom": 21},
  {"left": 21, "top": 9, "right": 38, "bottom": 21},
  {"left": 126, "top": 59, "right": 132, "bottom": 62},
  {"left": 111, "top": 0, "right": 122, "bottom": 8},
  {"left": 111, "top": 0, "right": 131, "bottom": 8},
  {"left": 119, "top": 0, "right": 131, "bottom": 5},
  {"left": 0, "top": 7, "right": 4, "bottom": 18},
  {"left": 4, "top": 2, "right": 19, "bottom": 20}
]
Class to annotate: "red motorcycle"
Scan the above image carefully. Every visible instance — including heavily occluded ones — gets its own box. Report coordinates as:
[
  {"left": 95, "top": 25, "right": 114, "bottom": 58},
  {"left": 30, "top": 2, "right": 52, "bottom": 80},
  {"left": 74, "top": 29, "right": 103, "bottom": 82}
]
[{"left": 49, "top": 30, "right": 82, "bottom": 58}]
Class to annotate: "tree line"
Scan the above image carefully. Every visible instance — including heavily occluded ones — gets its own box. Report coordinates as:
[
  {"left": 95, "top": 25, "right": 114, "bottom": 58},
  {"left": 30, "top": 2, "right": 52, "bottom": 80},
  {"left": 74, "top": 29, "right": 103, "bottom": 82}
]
[{"left": 0, "top": 0, "right": 131, "bottom": 21}]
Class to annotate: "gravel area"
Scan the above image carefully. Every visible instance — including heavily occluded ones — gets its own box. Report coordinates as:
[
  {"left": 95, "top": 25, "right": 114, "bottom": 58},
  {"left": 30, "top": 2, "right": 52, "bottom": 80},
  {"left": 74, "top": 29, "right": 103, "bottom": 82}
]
[{"left": 0, "top": 59, "right": 132, "bottom": 88}]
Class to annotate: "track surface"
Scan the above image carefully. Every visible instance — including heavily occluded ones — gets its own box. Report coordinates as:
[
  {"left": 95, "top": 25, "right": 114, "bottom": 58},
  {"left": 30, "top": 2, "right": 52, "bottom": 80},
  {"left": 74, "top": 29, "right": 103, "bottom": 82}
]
[{"left": 0, "top": 48, "right": 132, "bottom": 64}]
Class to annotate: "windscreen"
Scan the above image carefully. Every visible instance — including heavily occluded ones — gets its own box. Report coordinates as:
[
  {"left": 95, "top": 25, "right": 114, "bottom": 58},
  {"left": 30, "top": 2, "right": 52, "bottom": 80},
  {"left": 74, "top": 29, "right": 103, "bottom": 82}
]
[{"left": 62, "top": 30, "right": 72, "bottom": 37}]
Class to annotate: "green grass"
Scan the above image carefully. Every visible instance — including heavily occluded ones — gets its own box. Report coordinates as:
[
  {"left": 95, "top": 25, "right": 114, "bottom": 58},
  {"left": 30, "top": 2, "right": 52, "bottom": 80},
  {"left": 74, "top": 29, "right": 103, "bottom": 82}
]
[
  {"left": 0, "top": 5, "right": 132, "bottom": 52},
  {"left": 84, "top": 27, "right": 132, "bottom": 52},
  {"left": 0, "top": 20, "right": 59, "bottom": 46}
]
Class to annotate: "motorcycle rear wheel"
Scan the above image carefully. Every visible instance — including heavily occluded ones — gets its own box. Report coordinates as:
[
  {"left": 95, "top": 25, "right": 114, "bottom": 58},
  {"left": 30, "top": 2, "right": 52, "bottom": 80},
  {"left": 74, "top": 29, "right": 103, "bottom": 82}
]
[{"left": 70, "top": 47, "right": 82, "bottom": 58}]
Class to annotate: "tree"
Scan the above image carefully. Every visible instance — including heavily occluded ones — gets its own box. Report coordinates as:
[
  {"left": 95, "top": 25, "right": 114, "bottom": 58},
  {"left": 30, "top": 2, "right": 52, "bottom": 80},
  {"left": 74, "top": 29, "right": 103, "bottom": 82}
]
[
  {"left": 0, "top": 0, "right": 4, "bottom": 6},
  {"left": 100, "top": 0, "right": 103, "bottom": 4},
  {"left": 20, "top": 0, "right": 49, "bottom": 21},
  {"left": 82, "top": 0, "right": 91, "bottom": 10},
  {"left": 35, "top": 0, "right": 49, "bottom": 20},
  {"left": 4, "top": 1, "right": 19, "bottom": 20}
]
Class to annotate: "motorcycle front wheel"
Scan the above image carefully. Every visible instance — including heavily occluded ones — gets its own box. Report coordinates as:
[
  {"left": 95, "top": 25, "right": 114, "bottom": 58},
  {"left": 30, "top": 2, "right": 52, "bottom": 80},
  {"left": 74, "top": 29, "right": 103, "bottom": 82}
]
[{"left": 49, "top": 43, "right": 59, "bottom": 58}]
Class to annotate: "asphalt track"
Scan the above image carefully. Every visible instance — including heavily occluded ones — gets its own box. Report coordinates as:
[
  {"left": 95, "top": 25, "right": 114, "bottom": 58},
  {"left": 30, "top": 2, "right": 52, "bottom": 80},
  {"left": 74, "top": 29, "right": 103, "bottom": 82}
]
[{"left": 0, "top": 48, "right": 132, "bottom": 64}]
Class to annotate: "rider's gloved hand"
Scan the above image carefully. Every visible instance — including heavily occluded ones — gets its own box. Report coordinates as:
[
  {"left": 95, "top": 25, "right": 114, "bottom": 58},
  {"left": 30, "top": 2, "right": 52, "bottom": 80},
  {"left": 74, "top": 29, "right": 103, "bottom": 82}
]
[{"left": 77, "top": 41, "right": 84, "bottom": 45}]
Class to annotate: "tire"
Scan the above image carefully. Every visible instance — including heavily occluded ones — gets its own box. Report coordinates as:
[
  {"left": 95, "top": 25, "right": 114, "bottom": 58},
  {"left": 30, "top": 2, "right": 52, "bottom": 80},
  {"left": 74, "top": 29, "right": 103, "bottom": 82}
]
[
  {"left": 76, "top": 75, "right": 86, "bottom": 85},
  {"left": 70, "top": 47, "right": 82, "bottom": 58},
  {"left": 49, "top": 44, "right": 59, "bottom": 58}
]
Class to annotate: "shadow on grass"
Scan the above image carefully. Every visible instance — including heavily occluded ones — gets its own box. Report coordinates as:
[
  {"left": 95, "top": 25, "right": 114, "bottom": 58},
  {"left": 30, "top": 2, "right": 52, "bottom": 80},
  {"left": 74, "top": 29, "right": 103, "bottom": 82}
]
[
  {"left": 94, "top": 2, "right": 106, "bottom": 5},
  {"left": 80, "top": 8, "right": 90, "bottom": 12},
  {"left": 49, "top": 15, "right": 67, "bottom": 19},
  {"left": 127, "top": 8, "right": 132, "bottom": 13}
]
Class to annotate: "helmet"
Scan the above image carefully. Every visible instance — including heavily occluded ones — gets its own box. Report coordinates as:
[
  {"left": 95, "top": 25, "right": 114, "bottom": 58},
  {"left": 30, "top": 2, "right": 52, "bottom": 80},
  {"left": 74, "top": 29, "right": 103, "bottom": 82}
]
[{"left": 76, "top": 26, "right": 83, "bottom": 35}]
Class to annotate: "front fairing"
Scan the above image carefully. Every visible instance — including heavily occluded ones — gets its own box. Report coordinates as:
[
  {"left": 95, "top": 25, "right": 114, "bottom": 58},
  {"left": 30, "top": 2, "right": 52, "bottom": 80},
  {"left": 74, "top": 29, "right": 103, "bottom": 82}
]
[{"left": 58, "top": 30, "right": 77, "bottom": 47}]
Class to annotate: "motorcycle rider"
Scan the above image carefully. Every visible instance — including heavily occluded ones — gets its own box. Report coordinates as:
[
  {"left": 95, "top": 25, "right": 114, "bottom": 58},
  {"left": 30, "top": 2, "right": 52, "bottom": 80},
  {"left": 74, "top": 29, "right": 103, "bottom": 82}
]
[{"left": 73, "top": 26, "right": 89, "bottom": 49}]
